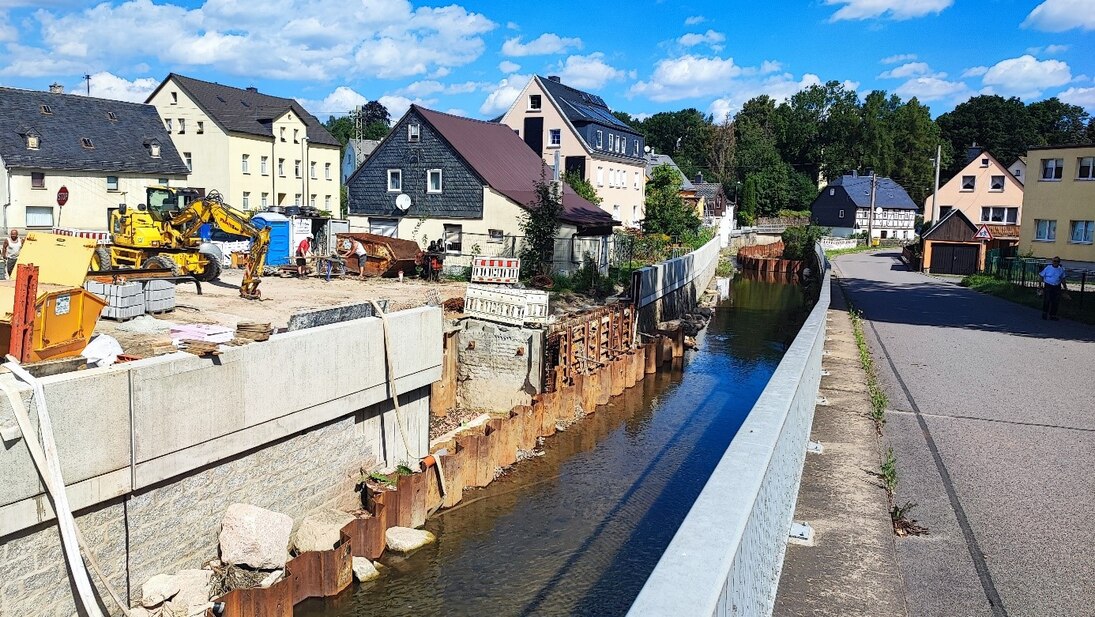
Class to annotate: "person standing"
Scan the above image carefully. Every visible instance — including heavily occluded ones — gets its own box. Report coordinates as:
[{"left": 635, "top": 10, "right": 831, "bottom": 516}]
[
  {"left": 339, "top": 237, "right": 368, "bottom": 280},
  {"left": 1039, "top": 256, "right": 1068, "bottom": 321},
  {"left": 2, "top": 229, "right": 22, "bottom": 278},
  {"left": 296, "top": 233, "right": 313, "bottom": 278}
]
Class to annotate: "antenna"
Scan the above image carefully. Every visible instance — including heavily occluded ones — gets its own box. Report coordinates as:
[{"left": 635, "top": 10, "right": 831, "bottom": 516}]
[
  {"left": 395, "top": 193, "right": 412, "bottom": 212},
  {"left": 84, "top": 73, "right": 91, "bottom": 96}
]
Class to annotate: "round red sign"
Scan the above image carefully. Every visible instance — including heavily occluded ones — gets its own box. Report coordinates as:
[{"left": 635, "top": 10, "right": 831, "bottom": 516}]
[{"left": 57, "top": 186, "right": 69, "bottom": 207}]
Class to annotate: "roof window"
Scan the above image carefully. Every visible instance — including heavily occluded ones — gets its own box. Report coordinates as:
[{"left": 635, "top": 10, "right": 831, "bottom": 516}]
[
  {"left": 107, "top": 111, "right": 118, "bottom": 121},
  {"left": 40, "top": 105, "right": 53, "bottom": 115},
  {"left": 81, "top": 137, "right": 94, "bottom": 149},
  {"left": 26, "top": 134, "right": 40, "bottom": 150}
]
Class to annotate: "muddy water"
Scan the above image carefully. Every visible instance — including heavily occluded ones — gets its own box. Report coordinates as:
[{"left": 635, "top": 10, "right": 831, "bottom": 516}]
[{"left": 298, "top": 272, "right": 811, "bottom": 617}]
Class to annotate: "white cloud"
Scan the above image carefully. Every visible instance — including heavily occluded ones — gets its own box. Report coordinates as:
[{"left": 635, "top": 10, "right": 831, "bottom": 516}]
[
  {"left": 826, "top": 0, "right": 952, "bottom": 21},
  {"left": 759, "top": 60, "right": 783, "bottom": 74},
  {"left": 1026, "top": 44, "right": 1070, "bottom": 55},
  {"left": 68, "top": 71, "right": 158, "bottom": 102},
  {"left": 1057, "top": 86, "right": 1095, "bottom": 109},
  {"left": 707, "top": 73, "right": 824, "bottom": 120},
  {"left": 501, "top": 33, "right": 581, "bottom": 57},
  {"left": 630, "top": 55, "right": 744, "bottom": 101},
  {"left": 894, "top": 76, "right": 971, "bottom": 102},
  {"left": 0, "top": 12, "right": 17, "bottom": 43},
  {"left": 479, "top": 74, "right": 531, "bottom": 116},
  {"left": 1023, "top": 1, "right": 1095, "bottom": 32},
  {"left": 684, "top": 15, "right": 706, "bottom": 25},
  {"left": 881, "top": 53, "right": 917, "bottom": 64},
  {"left": 396, "top": 79, "right": 484, "bottom": 97},
  {"left": 553, "top": 53, "right": 628, "bottom": 90},
  {"left": 678, "top": 30, "right": 725, "bottom": 47},
  {"left": 378, "top": 94, "right": 433, "bottom": 119},
  {"left": 961, "top": 66, "right": 989, "bottom": 78},
  {"left": 297, "top": 86, "right": 368, "bottom": 117},
  {"left": 982, "top": 55, "right": 1071, "bottom": 98},
  {"left": 498, "top": 60, "right": 521, "bottom": 74},
  {"left": 877, "top": 61, "right": 934, "bottom": 79}
]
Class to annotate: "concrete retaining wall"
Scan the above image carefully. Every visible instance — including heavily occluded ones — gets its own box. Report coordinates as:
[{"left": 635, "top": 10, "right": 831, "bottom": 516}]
[
  {"left": 634, "top": 236, "right": 721, "bottom": 333},
  {"left": 0, "top": 306, "right": 440, "bottom": 615},
  {"left": 456, "top": 319, "right": 545, "bottom": 413},
  {"left": 627, "top": 263, "right": 830, "bottom": 617}
]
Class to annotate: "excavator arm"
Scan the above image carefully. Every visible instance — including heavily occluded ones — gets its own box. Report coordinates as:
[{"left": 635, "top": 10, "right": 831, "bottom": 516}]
[{"left": 169, "top": 191, "right": 271, "bottom": 299}]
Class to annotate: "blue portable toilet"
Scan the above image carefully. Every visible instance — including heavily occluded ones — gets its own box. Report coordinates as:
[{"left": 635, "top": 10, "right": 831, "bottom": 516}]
[{"left": 251, "top": 212, "right": 291, "bottom": 266}]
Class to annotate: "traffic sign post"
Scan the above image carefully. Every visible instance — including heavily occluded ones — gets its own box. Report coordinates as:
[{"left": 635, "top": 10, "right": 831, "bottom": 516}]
[
  {"left": 973, "top": 225, "right": 992, "bottom": 241},
  {"left": 56, "top": 186, "right": 69, "bottom": 227}
]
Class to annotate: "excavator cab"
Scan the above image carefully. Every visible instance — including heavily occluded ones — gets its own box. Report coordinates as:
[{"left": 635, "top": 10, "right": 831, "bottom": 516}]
[{"left": 146, "top": 186, "right": 200, "bottom": 221}]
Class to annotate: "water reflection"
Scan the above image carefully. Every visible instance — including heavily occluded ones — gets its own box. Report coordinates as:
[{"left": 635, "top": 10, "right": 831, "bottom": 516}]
[{"left": 298, "top": 272, "right": 808, "bottom": 617}]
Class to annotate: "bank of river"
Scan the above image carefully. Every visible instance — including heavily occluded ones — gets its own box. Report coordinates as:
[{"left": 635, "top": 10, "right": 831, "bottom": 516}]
[{"left": 299, "top": 272, "right": 811, "bottom": 617}]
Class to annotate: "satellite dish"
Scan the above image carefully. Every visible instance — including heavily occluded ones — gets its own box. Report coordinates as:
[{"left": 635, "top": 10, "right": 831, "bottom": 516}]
[
  {"left": 395, "top": 193, "right": 412, "bottom": 212},
  {"left": 643, "top": 145, "right": 651, "bottom": 154}
]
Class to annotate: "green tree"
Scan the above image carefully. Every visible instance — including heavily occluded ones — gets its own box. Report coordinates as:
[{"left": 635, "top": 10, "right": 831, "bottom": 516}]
[
  {"left": 936, "top": 95, "right": 1036, "bottom": 177},
  {"left": 634, "top": 108, "right": 712, "bottom": 179},
  {"left": 1026, "top": 98, "right": 1092, "bottom": 146},
  {"left": 643, "top": 164, "right": 701, "bottom": 238},
  {"left": 781, "top": 224, "right": 828, "bottom": 260},
  {"left": 324, "top": 115, "right": 354, "bottom": 147},
  {"left": 740, "top": 175, "right": 758, "bottom": 225},
  {"left": 563, "top": 171, "right": 601, "bottom": 205},
  {"left": 363, "top": 121, "right": 390, "bottom": 140},
  {"left": 361, "top": 100, "right": 391, "bottom": 126},
  {"left": 888, "top": 97, "right": 940, "bottom": 206},
  {"left": 519, "top": 172, "right": 564, "bottom": 276}
]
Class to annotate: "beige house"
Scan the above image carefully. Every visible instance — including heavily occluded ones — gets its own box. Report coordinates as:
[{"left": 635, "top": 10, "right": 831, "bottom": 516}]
[
  {"left": 1019, "top": 145, "right": 1095, "bottom": 265},
  {"left": 499, "top": 76, "right": 644, "bottom": 227},
  {"left": 1009, "top": 157, "right": 1027, "bottom": 185},
  {"left": 0, "top": 84, "right": 188, "bottom": 233},
  {"left": 146, "top": 74, "right": 341, "bottom": 213},
  {"left": 924, "top": 149, "right": 1023, "bottom": 226}
]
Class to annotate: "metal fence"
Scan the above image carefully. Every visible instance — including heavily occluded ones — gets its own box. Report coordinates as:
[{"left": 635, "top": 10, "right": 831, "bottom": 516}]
[
  {"left": 981, "top": 256, "right": 1095, "bottom": 318},
  {"left": 439, "top": 232, "right": 622, "bottom": 275}
]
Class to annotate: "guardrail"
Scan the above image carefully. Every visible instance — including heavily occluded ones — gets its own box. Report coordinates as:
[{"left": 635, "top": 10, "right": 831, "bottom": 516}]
[{"left": 628, "top": 250, "right": 830, "bottom": 617}]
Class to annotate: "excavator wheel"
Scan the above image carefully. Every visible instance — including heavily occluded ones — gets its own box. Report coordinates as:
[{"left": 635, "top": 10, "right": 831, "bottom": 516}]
[
  {"left": 193, "top": 258, "right": 222, "bottom": 282},
  {"left": 91, "top": 247, "right": 112, "bottom": 272},
  {"left": 142, "top": 255, "right": 181, "bottom": 277}
]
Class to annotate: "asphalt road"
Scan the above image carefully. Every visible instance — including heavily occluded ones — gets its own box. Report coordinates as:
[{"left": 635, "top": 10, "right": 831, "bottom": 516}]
[{"left": 833, "top": 250, "right": 1095, "bottom": 617}]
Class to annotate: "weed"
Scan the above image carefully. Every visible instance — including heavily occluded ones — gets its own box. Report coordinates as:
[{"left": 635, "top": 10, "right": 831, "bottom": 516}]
[
  {"left": 367, "top": 471, "right": 395, "bottom": 485},
  {"left": 849, "top": 308, "right": 887, "bottom": 433},
  {"left": 394, "top": 463, "right": 416, "bottom": 476},
  {"left": 891, "top": 501, "right": 929, "bottom": 536},
  {"left": 880, "top": 447, "right": 898, "bottom": 497},
  {"left": 715, "top": 257, "right": 735, "bottom": 277}
]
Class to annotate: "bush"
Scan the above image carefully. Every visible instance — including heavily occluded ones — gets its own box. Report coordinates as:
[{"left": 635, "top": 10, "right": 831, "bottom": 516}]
[{"left": 781, "top": 224, "right": 829, "bottom": 261}]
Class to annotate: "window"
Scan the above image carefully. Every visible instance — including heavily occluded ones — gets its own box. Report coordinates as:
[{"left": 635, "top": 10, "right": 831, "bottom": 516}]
[
  {"left": 427, "top": 169, "right": 443, "bottom": 193},
  {"left": 241, "top": 154, "right": 250, "bottom": 174},
  {"left": 619, "top": 136, "right": 626, "bottom": 153},
  {"left": 177, "top": 119, "right": 185, "bottom": 134},
  {"left": 634, "top": 172, "right": 640, "bottom": 189},
  {"left": 81, "top": 138, "right": 94, "bottom": 149},
  {"left": 31, "top": 172, "right": 45, "bottom": 189},
  {"left": 242, "top": 192, "right": 251, "bottom": 209},
  {"left": 106, "top": 176, "right": 119, "bottom": 191},
  {"left": 549, "top": 129, "right": 561, "bottom": 147},
  {"left": 1070, "top": 220, "right": 1094, "bottom": 244},
  {"left": 488, "top": 229, "right": 503, "bottom": 243},
  {"left": 1014, "top": 167, "right": 1021, "bottom": 178},
  {"left": 294, "top": 160, "right": 301, "bottom": 178},
  {"left": 443, "top": 224, "right": 463, "bottom": 253},
  {"left": 632, "top": 205, "right": 638, "bottom": 220},
  {"left": 407, "top": 124, "right": 421, "bottom": 142},
  {"left": 158, "top": 178, "right": 168, "bottom": 185},
  {"left": 25, "top": 206, "right": 54, "bottom": 228},
  {"left": 278, "top": 158, "right": 285, "bottom": 176},
  {"left": 634, "top": 141, "right": 639, "bottom": 156},
  {"left": 528, "top": 94, "right": 542, "bottom": 111},
  {"left": 310, "top": 161, "right": 317, "bottom": 179},
  {"left": 613, "top": 205, "right": 620, "bottom": 217},
  {"left": 170, "top": 91, "right": 178, "bottom": 105},
  {"left": 596, "top": 130, "right": 603, "bottom": 148},
  {"left": 1078, "top": 156, "right": 1095, "bottom": 180},
  {"left": 961, "top": 175, "right": 975, "bottom": 191},
  {"left": 839, "top": 209, "right": 845, "bottom": 219},
  {"left": 280, "top": 127, "right": 286, "bottom": 142},
  {"left": 981, "top": 157, "right": 989, "bottom": 167},
  {"left": 990, "top": 175, "right": 1004, "bottom": 191},
  {"left": 1034, "top": 219, "right": 1056, "bottom": 241},
  {"left": 324, "top": 195, "right": 331, "bottom": 209},
  {"left": 940, "top": 206, "right": 952, "bottom": 218},
  {"left": 325, "top": 163, "right": 332, "bottom": 180},
  {"left": 596, "top": 167, "right": 604, "bottom": 186},
  {"left": 369, "top": 218, "right": 398, "bottom": 237},
  {"left": 387, "top": 169, "right": 402, "bottom": 192},
  {"left": 184, "top": 152, "right": 192, "bottom": 171},
  {"left": 26, "top": 134, "right": 39, "bottom": 149},
  {"left": 196, "top": 121, "right": 204, "bottom": 134},
  {"left": 150, "top": 143, "right": 161, "bottom": 158},
  {"left": 294, "top": 193, "right": 301, "bottom": 206},
  {"left": 293, "top": 129, "right": 299, "bottom": 144},
  {"left": 261, "top": 193, "right": 269, "bottom": 207},
  {"left": 261, "top": 156, "right": 269, "bottom": 175},
  {"left": 309, "top": 194, "right": 316, "bottom": 208},
  {"left": 1042, "top": 158, "right": 1064, "bottom": 180},
  {"left": 165, "top": 119, "right": 172, "bottom": 132},
  {"left": 981, "top": 207, "right": 1017, "bottom": 223},
  {"left": 829, "top": 187, "right": 835, "bottom": 196}
]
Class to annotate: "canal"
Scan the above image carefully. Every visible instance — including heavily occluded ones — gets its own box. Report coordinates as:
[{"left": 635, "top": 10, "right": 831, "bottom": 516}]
[{"left": 299, "top": 272, "right": 813, "bottom": 617}]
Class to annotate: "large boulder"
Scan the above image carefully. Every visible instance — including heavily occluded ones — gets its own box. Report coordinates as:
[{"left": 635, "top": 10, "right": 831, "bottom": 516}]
[
  {"left": 140, "top": 573, "right": 180, "bottom": 608},
  {"left": 170, "top": 569, "right": 212, "bottom": 613},
  {"left": 219, "top": 503, "right": 293, "bottom": 569},
  {"left": 351, "top": 557, "right": 381, "bottom": 582},
  {"left": 291, "top": 508, "right": 356, "bottom": 553},
  {"left": 384, "top": 527, "right": 436, "bottom": 553}
]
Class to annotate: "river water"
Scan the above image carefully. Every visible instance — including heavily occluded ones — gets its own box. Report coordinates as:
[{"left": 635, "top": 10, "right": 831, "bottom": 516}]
[{"left": 299, "top": 272, "right": 811, "bottom": 617}]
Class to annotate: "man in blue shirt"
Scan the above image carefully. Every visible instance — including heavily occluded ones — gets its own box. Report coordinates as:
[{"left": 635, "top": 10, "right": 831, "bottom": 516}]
[{"left": 1039, "top": 257, "right": 1068, "bottom": 320}]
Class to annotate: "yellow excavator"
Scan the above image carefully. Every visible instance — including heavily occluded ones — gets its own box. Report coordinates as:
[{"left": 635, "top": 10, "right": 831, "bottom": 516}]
[{"left": 98, "top": 187, "right": 271, "bottom": 299}]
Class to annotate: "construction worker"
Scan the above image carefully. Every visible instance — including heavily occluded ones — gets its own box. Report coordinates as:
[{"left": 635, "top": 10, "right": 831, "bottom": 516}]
[
  {"left": 2, "top": 229, "right": 22, "bottom": 278},
  {"left": 339, "top": 236, "right": 369, "bottom": 280},
  {"left": 295, "top": 233, "right": 313, "bottom": 278}
]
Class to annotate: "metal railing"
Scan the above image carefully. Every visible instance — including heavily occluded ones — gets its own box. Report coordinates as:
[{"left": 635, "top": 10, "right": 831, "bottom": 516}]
[
  {"left": 981, "top": 256, "right": 1095, "bottom": 319},
  {"left": 628, "top": 252, "right": 831, "bottom": 617}
]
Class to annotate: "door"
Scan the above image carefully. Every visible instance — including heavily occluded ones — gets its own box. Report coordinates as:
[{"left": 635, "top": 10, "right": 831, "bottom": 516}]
[
  {"left": 930, "top": 243, "right": 979, "bottom": 275},
  {"left": 523, "top": 117, "right": 544, "bottom": 156},
  {"left": 369, "top": 218, "right": 398, "bottom": 238},
  {"left": 565, "top": 156, "right": 586, "bottom": 179}
]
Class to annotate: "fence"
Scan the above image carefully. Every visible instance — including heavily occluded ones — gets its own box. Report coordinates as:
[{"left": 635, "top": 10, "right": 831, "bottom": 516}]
[
  {"left": 438, "top": 232, "right": 619, "bottom": 275},
  {"left": 628, "top": 246, "right": 830, "bottom": 617},
  {"left": 981, "top": 256, "right": 1095, "bottom": 320},
  {"left": 819, "top": 236, "right": 859, "bottom": 250}
]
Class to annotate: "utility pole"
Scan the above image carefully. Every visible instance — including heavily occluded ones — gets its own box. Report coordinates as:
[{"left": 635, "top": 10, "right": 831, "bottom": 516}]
[
  {"left": 930, "top": 144, "right": 942, "bottom": 224},
  {"left": 867, "top": 171, "right": 877, "bottom": 243}
]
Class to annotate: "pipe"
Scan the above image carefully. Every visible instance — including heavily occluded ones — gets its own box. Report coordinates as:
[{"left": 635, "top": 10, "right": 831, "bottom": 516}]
[{"left": 423, "top": 448, "right": 449, "bottom": 516}]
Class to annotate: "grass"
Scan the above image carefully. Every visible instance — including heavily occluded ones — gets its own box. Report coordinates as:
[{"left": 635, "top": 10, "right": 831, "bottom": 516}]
[
  {"left": 880, "top": 447, "right": 898, "bottom": 497},
  {"left": 824, "top": 244, "right": 877, "bottom": 259},
  {"left": 961, "top": 273, "right": 1095, "bottom": 325},
  {"left": 849, "top": 308, "right": 888, "bottom": 433}
]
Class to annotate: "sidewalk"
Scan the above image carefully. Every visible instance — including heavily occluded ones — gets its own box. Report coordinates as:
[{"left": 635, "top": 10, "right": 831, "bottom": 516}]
[{"left": 773, "top": 286, "right": 907, "bottom": 617}]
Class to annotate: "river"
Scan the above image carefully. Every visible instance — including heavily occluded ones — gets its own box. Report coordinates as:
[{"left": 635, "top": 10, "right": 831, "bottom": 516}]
[{"left": 299, "top": 271, "right": 812, "bottom": 617}]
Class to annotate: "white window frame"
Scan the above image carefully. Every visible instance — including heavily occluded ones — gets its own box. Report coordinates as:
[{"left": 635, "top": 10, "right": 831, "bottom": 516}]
[
  {"left": 528, "top": 94, "right": 542, "bottom": 111},
  {"left": 961, "top": 175, "right": 975, "bottom": 191},
  {"left": 241, "top": 154, "right": 250, "bottom": 174},
  {"left": 196, "top": 121, "right": 204, "bottom": 134},
  {"left": 184, "top": 152, "right": 192, "bottom": 172},
  {"left": 488, "top": 229, "right": 504, "bottom": 243},
  {"left": 1069, "top": 220, "right": 1094, "bottom": 244},
  {"left": 149, "top": 143, "right": 161, "bottom": 158},
  {"left": 25, "top": 206, "right": 54, "bottom": 228},
  {"left": 324, "top": 195, "right": 331, "bottom": 209},
  {"left": 549, "top": 129, "right": 561, "bottom": 147},
  {"left": 989, "top": 175, "right": 1004, "bottom": 191},
  {"left": 981, "top": 157, "right": 989, "bottom": 167},
  {"left": 294, "top": 160, "right": 301, "bottom": 178},
  {"left": 261, "top": 156, "right": 269, "bottom": 175},
  {"left": 596, "top": 130, "right": 603, "bottom": 148},
  {"left": 177, "top": 118, "right": 185, "bottom": 134},
  {"left": 427, "top": 169, "right": 443, "bottom": 194},
  {"left": 31, "top": 172, "right": 45, "bottom": 189},
  {"left": 839, "top": 209, "right": 845, "bottom": 219},
  {"left": 443, "top": 224, "right": 463, "bottom": 254},
  {"left": 278, "top": 159, "right": 285, "bottom": 177},
  {"left": 1078, "top": 156, "right": 1095, "bottom": 180},
  {"left": 165, "top": 119, "right": 172, "bottom": 132},
  {"left": 294, "top": 193, "right": 301, "bottom": 206},
  {"left": 310, "top": 161, "right": 317, "bottom": 179},
  {"left": 106, "top": 176, "right": 119, "bottom": 192},
  {"left": 325, "top": 162, "right": 332, "bottom": 180},
  {"left": 1042, "top": 158, "right": 1064, "bottom": 181},
  {"left": 242, "top": 192, "right": 251, "bottom": 209},
  {"left": 596, "top": 167, "right": 604, "bottom": 187},
  {"left": 26, "top": 134, "right": 39, "bottom": 149},
  {"left": 280, "top": 127, "right": 286, "bottom": 142},
  {"left": 309, "top": 194, "right": 316, "bottom": 208},
  {"left": 408, "top": 124, "right": 421, "bottom": 142},
  {"left": 293, "top": 129, "right": 299, "bottom": 144},
  {"left": 387, "top": 169, "right": 402, "bottom": 192},
  {"left": 1034, "top": 219, "right": 1056, "bottom": 242},
  {"left": 261, "top": 193, "right": 269, "bottom": 207}
]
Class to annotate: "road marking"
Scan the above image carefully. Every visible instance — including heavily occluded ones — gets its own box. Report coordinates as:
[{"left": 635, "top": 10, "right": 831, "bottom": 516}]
[{"left": 885, "top": 409, "right": 1095, "bottom": 433}]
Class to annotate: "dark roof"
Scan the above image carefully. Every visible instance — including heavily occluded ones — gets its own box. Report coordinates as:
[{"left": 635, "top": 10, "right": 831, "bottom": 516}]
[
  {"left": 644, "top": 153, "right": 693, "bottom": 189},
  {"left": 693, "top": 182, "right": 724, "bottom": 201},
  {"left": 0, "top": 87, "right": 189, "bottom": 175},
  {"left": 922, "top": 207, "right": 976, "bottom": 241},
  {"left": 414, "top": 105, "right": 615, "bottom": 227},
  {"left": 829, "top": 174, "right": 918, "bottom": 210},
  {"left": 150, "top": 73, "right": 340, "bottom": 147},
  {"left": 536, "top": 76, "right": 641, "bottom": 136}
]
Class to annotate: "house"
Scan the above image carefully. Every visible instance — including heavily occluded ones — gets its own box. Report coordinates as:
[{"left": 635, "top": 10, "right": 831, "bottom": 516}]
[
  {"left": 499, "top": 76, "right": 646, "bottom": 227},
  {"left": 923, "top": 148, "right": 1023, "bottom": 226},
  {"left": 691, "top": 172, "right": 730, "bottom": 219},
  {"left": 346, "top": 105, "right": 616, "bottom": 273},
  {"left": 644, "top": 152, "right": 699, "bottom": 217},
  {"left": 1009, "top": 157, "right": 1026, "bottom": 186},
  {"left": 1018, "top": 145, "right": 1095, "bottom": 267},
  {"left": 0, "top": 84, "right": 189, "bottom": 233},
  {"left": 920, "top": 207, "right": 1020, "bottom": 275},
  {"left": 810, "top": 172, "right": 918, "bottom": 240},
  {"left": 145, "top": 73, "right": 341, "bottom": 213},
  {"left": 341, "top": 138, "right": 380, "bottom": 184}
]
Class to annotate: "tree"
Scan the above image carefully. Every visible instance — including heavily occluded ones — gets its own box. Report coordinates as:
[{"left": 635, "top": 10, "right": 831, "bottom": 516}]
[
  {"left": 936, "top": 95, "right": 1036, "bottom": 177},
  {"left": 633, "top": 108, "right": 712, "bottom": 179},
  {"left": 363, "top": 121, "right": 390, "bottom": 140},
  {"left": 324, "top": 115, "right": 354, "bottom": 147},
  {"left": 888, "top": 97, "right": 940, "bottom": 206},
  {"left": 642, "top": 164, "right": 701, "bottom": 238},
  {"left": 519, "top": 171, "right": 563, "bottom": 276},
  {"left": 361, "top": 100, "right": 391, "bottom": 126},
  {"left": 1027, "top": 98, "right": 1091, "bottom": 146},
  {"left": 740, "top": 176, "right": 758, "bottom": 225},
  {"left": 563, "top": 171, "right": 601, "bottom": 205},
  {"left": 706, "top": 115, "right": 735, "bottom": 185}
]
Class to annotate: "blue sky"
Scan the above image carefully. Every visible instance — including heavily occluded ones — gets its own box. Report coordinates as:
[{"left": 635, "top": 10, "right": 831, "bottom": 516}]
[{"left": 0, "top": 0, "right": 1091, "bottom": 123}]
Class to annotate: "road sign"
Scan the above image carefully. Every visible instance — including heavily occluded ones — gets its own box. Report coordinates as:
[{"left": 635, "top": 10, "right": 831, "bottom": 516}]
[
  {"left": 56, "top": 186, "right": 69, "bottom": 207},
  {"left": 973, "top": 225, "right": 992, "bottom": 240}
]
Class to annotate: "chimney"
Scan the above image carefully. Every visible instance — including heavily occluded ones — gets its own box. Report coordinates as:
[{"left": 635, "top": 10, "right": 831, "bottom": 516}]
[
  {"left": 850, "top": 170, "right": 859, "bottom": 178},
  {"left": 966, "top": 142, "right": 981, "bottom": 164},
  {"left": 547, "top": 75, "right": 561, "bottom": 83},
  {"left": 246, "top": 86, "right": 258, "bottom": 93},
  {"left": 49, "top": 83, "right": 64, "bottom": 94},
  {"left": 694, "top": 171, "right": 704, "bottom": 184}
]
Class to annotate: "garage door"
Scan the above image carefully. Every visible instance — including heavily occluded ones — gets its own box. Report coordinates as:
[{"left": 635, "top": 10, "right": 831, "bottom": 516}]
[{"left": 930, "top": 243, "right": 979, "bottom": 275}]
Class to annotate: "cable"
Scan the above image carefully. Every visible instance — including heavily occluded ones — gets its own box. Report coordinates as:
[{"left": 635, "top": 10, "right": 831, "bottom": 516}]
[{"left": 367, "top": 300, "right": 424, "bottom": 462}]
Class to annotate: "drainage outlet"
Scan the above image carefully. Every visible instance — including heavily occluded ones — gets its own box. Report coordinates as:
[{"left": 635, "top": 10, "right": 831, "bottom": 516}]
[
  {"left": 788, "top": 521, "right": 815, "bottom": 546},
  {"left": 806, "top": 441, "right": 824, "bottom": 455},
  {"left": 815, "top": 396, "right": 830, "bottom": 407}
]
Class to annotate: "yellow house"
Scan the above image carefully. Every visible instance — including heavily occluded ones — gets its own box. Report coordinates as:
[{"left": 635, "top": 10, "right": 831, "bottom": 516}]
[
  {"left": 1019, "top": 145, "right": 1095, "bottom": 265},
  {"left": 145, "top": 74, "right": 341, "bottom": 213},
  {"left": 924, "top": 148, "right": 1023, "bottom": 225}
]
